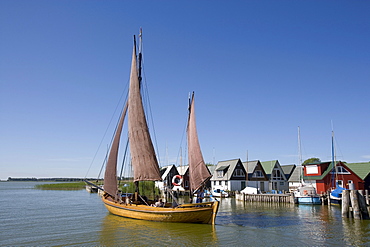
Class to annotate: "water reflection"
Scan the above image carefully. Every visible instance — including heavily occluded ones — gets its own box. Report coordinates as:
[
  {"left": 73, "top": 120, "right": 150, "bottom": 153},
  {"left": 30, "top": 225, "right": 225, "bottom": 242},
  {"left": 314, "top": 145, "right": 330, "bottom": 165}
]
[
  {"left": 100, "top": 213, "right": 218, "bottom": 246},
  {"left": 343, "top": 218, "right": 370, "bottom": 246}
]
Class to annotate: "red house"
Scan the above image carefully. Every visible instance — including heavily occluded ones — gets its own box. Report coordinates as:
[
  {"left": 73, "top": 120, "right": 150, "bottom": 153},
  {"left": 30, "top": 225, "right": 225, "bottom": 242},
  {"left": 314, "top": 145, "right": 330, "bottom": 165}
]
[{"left": 303, "top": 161, "right": 364, "bottom": 194}]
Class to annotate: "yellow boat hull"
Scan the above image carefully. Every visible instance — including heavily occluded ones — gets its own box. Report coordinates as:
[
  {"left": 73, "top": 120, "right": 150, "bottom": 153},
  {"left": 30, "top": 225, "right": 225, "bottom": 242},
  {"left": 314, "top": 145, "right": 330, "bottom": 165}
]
[{"left": 102, "top": 197, "right": 219, "bottom": 224}]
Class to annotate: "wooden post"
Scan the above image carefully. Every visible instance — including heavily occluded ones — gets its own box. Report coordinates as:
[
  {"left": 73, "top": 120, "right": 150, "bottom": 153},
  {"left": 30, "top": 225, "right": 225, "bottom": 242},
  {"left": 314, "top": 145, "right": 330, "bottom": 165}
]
[
  {"left": 358, "top": 190, "right": 369, "bottom": 219},
  {"left": 366, "top": 190, "right": 369, "bottom": 205},
  {"left": 341, "top": 190, "right": 350, "bottom": 218},
  {"left": 350, "top": 190, "right": 361, "bottom": 220}
]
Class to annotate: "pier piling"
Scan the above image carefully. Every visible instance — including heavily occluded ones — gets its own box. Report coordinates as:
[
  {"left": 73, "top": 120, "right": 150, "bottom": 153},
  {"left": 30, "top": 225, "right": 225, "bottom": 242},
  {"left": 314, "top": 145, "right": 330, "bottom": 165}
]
[{"left": 341, "top": 190, "right": 350, "bottom": 218}]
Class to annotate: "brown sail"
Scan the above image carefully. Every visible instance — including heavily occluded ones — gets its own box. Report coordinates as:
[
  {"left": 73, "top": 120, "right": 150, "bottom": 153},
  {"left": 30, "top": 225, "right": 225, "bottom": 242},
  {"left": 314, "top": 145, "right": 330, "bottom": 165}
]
[
  {"left": 103, "top": 103, "right": 127, "bottom": 199},
  {"left": 128, "top": 45, "right": 161, "bottom": 182},
  {"left": 187, "top": 92, "right": 211, "bottom": 193}
]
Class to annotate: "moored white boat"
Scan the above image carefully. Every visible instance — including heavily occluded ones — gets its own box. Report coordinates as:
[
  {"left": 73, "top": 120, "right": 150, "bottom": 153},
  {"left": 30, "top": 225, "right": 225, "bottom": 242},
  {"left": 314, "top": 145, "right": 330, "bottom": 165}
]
[
  {"left": 294, "top": 185, "right": 321, "bottom": 205},
  {"left": 211, "top": 189, "right": 229, "bottom": 197}
]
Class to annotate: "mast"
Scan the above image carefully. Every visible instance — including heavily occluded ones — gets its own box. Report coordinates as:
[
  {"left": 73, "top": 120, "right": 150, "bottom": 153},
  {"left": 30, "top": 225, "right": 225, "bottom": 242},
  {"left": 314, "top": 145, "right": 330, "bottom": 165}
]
[
  {"left": 138, "top": 28, "right": 143, "bottom": 86},
  {"left": 298, "top": 126, "right": 303, "bottom": 185},
  {"left": 245, "top": 150, "right": 248, "bottom": 187},
  {"left": 331, "top": 129, "right": 336, "bottom": 188}
]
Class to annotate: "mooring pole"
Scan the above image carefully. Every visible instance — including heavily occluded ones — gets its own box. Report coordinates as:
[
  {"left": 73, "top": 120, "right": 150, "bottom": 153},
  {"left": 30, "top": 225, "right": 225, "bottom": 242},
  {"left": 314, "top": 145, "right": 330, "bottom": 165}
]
[
  {"left": 350, "top": 190, "right": 361, "bottom": 220},
  {"left": 358, "top": 190, "right": 369, "bottom": 219},
  {"left": 341, "top": 190, "right": 350, "bottom": 218}
]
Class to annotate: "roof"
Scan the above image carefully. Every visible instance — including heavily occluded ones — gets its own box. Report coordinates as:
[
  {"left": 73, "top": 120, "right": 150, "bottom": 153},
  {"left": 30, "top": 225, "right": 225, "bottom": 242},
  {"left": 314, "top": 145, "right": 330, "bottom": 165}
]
[
  {"left": 281, "top": 165, "right": 299, "bottom": 180},
  {"left": 260, "top": 160, "right": 279, "bottom": 175},
  {"left": 208, "top": 165, "right": 216, "bottom": 175},
  {"left": 242, "top": 160, "right": 259, "bottom": 174},
  {"left": 160, "top": 165, "right": 176, "bottom": 180},
  {"left": 345, "top": 162, "right": 370, "bottom": 180},
  {"left": 288, "top": 166, "right": 301, "bottom": 182},
  {"left": 211, "top": 158, "right": 241, "bottom": 181},
  {"left": 176, "top": 165, "right": 189, "bottom": 176},
  {"left": 216, "top": 165, "right": 230, "bottom": 171}
]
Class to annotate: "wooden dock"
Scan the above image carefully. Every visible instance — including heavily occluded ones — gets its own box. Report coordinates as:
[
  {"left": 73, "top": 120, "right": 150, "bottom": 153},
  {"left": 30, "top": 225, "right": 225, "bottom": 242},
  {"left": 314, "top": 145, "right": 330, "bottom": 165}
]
[{"left": 235, "top": 192, "right": 294, "bottom": 204}]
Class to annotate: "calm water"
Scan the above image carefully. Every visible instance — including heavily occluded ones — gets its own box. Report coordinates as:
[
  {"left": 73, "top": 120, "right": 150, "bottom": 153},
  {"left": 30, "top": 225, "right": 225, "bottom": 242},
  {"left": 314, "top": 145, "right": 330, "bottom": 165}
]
[{"left": 1, "top": 182, "right": 370, "bottom": 246}]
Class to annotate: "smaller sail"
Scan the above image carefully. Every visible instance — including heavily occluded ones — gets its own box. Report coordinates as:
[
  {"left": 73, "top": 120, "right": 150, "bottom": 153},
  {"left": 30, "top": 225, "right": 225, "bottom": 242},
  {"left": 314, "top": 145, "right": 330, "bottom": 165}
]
[
  {"left": 187, "top": 93, "right": 211, "bottom": 193},
  {"left": 104, "top": 103, "right": 128, "bottom": 199}
]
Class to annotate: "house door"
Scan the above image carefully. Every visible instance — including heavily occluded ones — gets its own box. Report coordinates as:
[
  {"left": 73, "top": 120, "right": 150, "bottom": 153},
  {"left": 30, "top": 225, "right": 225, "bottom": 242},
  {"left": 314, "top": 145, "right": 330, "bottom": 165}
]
[
  {"left": 241, "top": 181, "right": 246, "bottom": 189},
  {"left": 272, "top": 182, "right": 277, "bottom": 190},
  {"left": 260, "top": 182, "right": 264, "bottom": 191}
]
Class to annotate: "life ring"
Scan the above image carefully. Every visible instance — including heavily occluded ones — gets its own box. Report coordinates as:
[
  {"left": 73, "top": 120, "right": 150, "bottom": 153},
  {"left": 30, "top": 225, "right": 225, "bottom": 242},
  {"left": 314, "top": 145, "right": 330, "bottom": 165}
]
[{"left": 172, "top": 175, "right": 183, "bottom": 186}]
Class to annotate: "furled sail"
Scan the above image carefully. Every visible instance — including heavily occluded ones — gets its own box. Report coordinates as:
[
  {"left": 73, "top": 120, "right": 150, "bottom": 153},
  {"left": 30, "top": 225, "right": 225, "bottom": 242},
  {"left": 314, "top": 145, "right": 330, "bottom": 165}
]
[
  {"left": 128, "top": 44, "right": 161, "bottom": 182},
  {"left": 187, "top": 93, "right": 211, "bottom": 193},
  {"left": 104, "top": 103, "right": 127, "bottom": 199}
]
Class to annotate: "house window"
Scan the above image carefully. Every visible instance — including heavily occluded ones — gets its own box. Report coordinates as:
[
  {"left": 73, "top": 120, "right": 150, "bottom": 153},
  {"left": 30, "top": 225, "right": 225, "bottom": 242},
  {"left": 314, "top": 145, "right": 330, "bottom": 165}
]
[
  {"left": 225, "top": 181, "right": 228, "bottom": 186},
  {"left": 219, "top": 181, "right": 221, "bottom": 185},
  {"left": 217, "top": 171, "right": 223, "bottom": 178},
  {"left": 306, "top": 165, "right": 318, "bottom": 174},
  {"left": 214, "top": 181, "right": 216, "bottom": 185},
  {"left": 233, "top": 169, "right": 245, "bottom": 177},
  {"left": 272, "top": 170, "right": 283, "bottom": 180},
  {"left": 252, "top": 170, "right": 263, "bottom": 178},
  {"left": 336, "top": 166, "right": 350, "bottom": 174}
]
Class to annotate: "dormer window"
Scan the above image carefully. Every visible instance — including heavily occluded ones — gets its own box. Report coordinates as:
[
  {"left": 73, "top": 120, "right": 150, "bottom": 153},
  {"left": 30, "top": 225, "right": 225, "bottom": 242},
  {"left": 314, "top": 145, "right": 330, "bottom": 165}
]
[
  {"left": 216, "top": 165, "right": 229, "bottom": 178},
  {"left": 217, "top": 170, "right": 223, "bottom": 178}
]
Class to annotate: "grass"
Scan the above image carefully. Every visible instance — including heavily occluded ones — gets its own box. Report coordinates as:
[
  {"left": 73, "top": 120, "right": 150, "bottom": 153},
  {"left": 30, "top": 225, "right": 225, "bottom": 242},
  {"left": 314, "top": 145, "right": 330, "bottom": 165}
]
[
  {"left": 119, "top": 181, "right": 161, "bottom": 198},
  {"left": 35, "top": 182, "right": 86, "bottom": 190}
]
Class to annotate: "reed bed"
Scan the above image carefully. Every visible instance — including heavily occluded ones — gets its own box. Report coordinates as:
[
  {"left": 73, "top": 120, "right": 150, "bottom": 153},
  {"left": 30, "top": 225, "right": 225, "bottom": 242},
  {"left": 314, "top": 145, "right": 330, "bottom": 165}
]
[{"left": 35, "top": 182, "right": 86, "bottom": 190}]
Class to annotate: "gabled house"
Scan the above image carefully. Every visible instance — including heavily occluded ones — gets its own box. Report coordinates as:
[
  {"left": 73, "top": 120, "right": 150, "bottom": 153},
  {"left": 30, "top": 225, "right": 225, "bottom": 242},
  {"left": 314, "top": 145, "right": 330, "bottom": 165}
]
[
  {"left": 260, "top": 160, "right": 289, "bottom": 192},
  {"left": 281, "top": 164, "right": 300, "bottom": 192},
  {"left": 243, "top": 160, "right": 269, "bottom": 193},
  {"left": 210, "top": 158, "right": 247, "bottom": 192},
  {"left": 303, "top": 161, "right": 365, "bottom": 194},
  {"left": 346, "top": 162, "right": 370, "bottom": 190},
  {"left": 155, "top": 165, "right": 178, "bottom": 191}
]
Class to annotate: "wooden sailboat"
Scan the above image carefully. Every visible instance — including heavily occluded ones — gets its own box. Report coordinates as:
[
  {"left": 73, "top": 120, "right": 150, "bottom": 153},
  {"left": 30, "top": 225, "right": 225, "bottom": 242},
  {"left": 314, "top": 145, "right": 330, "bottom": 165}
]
[{"left": 100, "top": 31, "right": 219, "bottom": 224}]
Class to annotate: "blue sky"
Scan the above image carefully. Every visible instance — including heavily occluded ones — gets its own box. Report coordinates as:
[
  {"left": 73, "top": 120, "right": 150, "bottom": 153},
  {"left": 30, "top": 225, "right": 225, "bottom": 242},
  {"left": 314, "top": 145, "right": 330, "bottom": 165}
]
[{"left": 1, "top": 1, "right": 369, "bottom": 180}]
